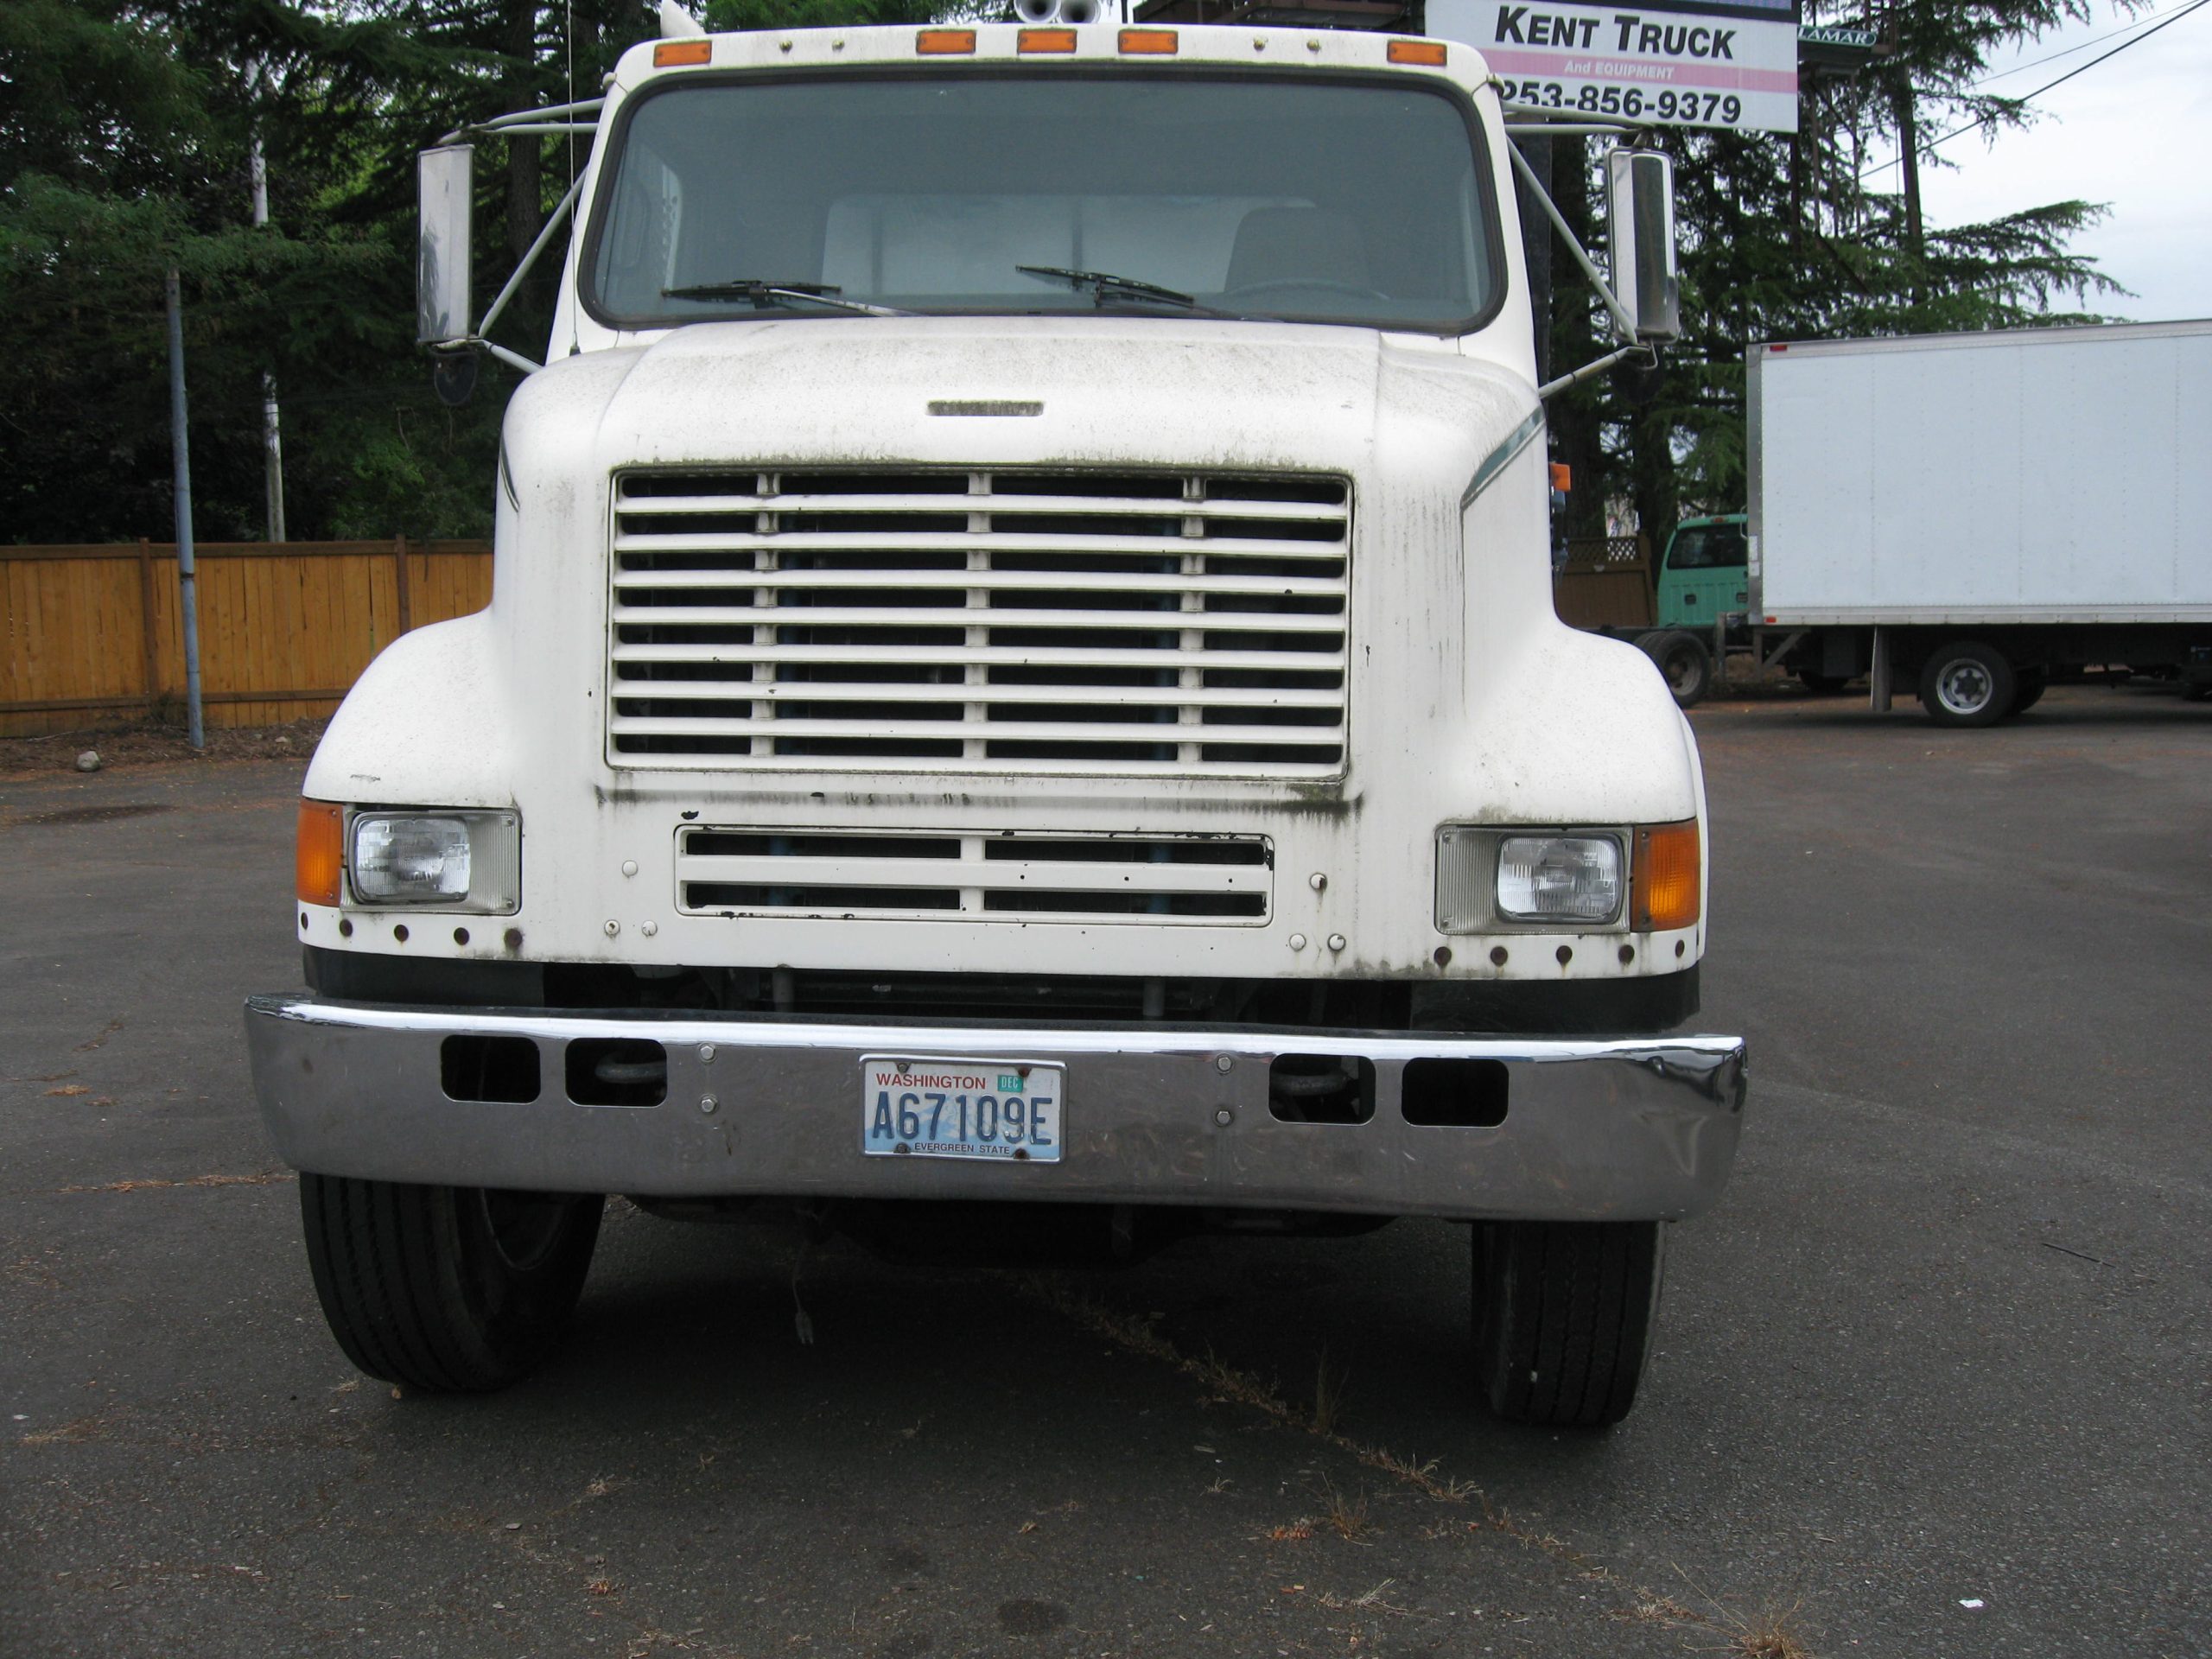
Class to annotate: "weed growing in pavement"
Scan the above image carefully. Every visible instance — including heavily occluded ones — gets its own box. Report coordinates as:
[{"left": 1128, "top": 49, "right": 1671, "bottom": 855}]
[
  {"left": 1311, "top": 1351, "right": 1349, "bottom": 1434},
  {"left": 1321, "top": 1478, "right": 1371, "bottom": 1541}
]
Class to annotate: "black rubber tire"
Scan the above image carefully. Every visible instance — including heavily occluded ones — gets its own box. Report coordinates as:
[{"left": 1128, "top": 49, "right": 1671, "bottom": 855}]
[
  {"left": 1797, "top": 671, "right": 1851, "bottom": 695},
  {"left": 1471, "top": 1219, "right": 1665, "bottom": 1427},
  {"left": 2007, "top": 671, "right": 2048, "bottom": 715},
  {"left": 301, "top": 1175, "right": 603, "bottom": 1391},
  {"left": 1918, "top": 641, "right": 2016, "bottom": 728},
  {"left": 1641, "top": 630, "right": 1713, "bottom": 709}
]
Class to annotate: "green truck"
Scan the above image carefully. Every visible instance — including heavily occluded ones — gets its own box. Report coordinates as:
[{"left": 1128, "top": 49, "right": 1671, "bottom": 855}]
[{"left": 1556, "top": 513, "right": 1848, "bottom": 708}]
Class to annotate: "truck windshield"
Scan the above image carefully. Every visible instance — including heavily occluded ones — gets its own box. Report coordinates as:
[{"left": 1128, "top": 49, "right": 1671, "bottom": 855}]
[{"left": 583, "top": 73, "right": 1502, "bottom": 332}]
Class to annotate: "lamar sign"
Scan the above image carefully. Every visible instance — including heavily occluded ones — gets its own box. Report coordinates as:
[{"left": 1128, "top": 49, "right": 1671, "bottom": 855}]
[{"left": 1427, "top": 0, "right": 1802, "bottom": 133}]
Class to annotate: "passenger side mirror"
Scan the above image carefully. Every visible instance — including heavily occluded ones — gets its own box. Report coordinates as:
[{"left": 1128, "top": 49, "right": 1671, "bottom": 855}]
[
  {"left": 417, "top": 144, "right": 474, "bottom": 346},
  {"left": 1605, "top": 149, "right": 1681, "bottom": 344}
]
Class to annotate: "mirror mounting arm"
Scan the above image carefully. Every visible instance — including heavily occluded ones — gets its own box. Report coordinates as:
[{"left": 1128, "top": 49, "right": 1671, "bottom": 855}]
[
  {"left": 474, "top": 172, "right": 585, "bottom": 346},
  {"left": 1538, "top": 343, "right": 1655, "bottom": 402},
  {"left": 1506, "top": 139, "right": 1640, "bottom": 346}
]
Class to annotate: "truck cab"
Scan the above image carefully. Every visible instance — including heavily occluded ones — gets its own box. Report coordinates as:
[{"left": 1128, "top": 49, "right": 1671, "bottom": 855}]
[
  {"left": 1656, "top": 514, "right": 1750, "bottom": 632},
  {"left": 245, "top": 20, "right": 1745, "bottom": 1426}
]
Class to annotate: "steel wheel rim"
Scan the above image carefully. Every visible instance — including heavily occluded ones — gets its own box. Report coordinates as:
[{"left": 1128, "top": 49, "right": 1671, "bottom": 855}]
[
  {"left": 1937, "top": 660, "right": 1993, "bottom": 715},
  {"left": 475, "top": 1190, "right": 574, "bottom": 1273}
]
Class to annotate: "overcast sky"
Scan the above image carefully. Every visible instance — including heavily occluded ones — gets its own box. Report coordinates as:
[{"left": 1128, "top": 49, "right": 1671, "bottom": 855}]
[{"left": 1861, "top": 0, "right": 2212, "bottom": 324}]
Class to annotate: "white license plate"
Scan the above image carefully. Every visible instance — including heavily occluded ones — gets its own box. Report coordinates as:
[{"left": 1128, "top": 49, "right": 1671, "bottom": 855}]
[{"left": 859, "top": 1057, "right": 1065, "bottom": 1164}]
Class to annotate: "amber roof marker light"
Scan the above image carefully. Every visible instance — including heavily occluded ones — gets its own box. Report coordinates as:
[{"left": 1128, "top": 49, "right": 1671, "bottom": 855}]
[
  {"left": 917, "top": 28, "right": 977, "bottom": 54},
  {"left": 652, "top": 39, "right": 711, "bottom": 67},
  {"left": 1118, "top": 27, "right": 1178, "bottom": 54},
  {"left": 1388, "top": 39, "right": 1448, "bottom": 65},
  {"left": 1018, "top": 28, "right": 1078, "bottom": 53}
]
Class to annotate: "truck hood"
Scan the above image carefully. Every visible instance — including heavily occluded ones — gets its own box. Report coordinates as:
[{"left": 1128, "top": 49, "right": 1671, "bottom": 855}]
[{"left": 556, "top": 315, "right": 1531, "bottom": 481}]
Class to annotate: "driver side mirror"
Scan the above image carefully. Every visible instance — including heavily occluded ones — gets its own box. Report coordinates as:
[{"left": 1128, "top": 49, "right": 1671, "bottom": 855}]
[
  {"left": 417, "top": 144, "right": 474, "bottom": 346},
  {"left": 1605, "top": 149, "right": 1681, "bottom": 344}
]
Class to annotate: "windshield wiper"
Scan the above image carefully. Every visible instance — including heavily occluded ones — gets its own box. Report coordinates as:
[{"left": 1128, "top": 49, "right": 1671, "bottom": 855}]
[
  {"left": 659, "top": 279, "right": 907, "bottom": 316},
  {"left": 1016, "top": 264, "right": 1206, "bottom": 311}
]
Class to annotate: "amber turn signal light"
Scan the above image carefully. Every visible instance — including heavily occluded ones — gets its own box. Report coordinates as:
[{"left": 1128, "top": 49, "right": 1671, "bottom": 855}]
[
  {"left": 652, "top": 40, "right": 712, "bottom": 67},
  {"left": 1630, "top": 819, "right": 1700, "bottom": 932},
  {"left": 297, "top": 800, "right": 345, "bottom": 906}
]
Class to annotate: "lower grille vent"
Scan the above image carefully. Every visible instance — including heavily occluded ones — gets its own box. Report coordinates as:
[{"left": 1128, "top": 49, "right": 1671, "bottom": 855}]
[{"left": 676, "top": 830, "right": 1272, "bottom": 925}]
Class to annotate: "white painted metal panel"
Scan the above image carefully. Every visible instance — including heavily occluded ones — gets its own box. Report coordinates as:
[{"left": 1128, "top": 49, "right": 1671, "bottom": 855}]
[{"left": 1751, "top": 321, "right": 2212, "bottom": 622}]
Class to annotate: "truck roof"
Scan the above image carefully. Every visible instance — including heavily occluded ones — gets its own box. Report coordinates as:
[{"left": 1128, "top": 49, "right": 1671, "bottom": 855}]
[{"left": 612, "top": 22, "right": 1492, "bottom": 94}]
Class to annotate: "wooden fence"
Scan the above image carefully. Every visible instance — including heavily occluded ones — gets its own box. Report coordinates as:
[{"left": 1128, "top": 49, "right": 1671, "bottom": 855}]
[
  {"left": 1553, "top": 533, "right": 1655, "bottom": 632},
  {"left": 0, "top": 538, "right": 492, "bottom": 738}
]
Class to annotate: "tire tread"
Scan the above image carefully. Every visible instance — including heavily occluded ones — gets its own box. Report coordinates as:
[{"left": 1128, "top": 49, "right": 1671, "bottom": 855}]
[{"left": 1473, "top": 1220, "right": 1663, "bottom": 1429}]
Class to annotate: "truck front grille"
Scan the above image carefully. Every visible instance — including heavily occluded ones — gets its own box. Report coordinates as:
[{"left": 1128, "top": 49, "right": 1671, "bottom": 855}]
[
  {"left": 675, "top": 829, "right": 1273, "bottom": 925},
  {"left": 607, "top": 468, "right": 1350, "bottom": 776}
]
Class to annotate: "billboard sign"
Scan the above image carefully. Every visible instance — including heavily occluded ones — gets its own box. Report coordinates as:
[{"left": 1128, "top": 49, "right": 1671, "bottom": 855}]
[{"left": 1427, "top": 0, "right": 1803, "bottom": 133}]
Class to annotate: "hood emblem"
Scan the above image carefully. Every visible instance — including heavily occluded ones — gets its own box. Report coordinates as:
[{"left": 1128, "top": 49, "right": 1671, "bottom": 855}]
[{"left": 928, "top": 400, "right": 1043, "bottom": 417}]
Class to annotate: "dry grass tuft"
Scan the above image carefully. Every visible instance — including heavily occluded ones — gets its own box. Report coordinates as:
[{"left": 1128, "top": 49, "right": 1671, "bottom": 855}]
[
  {"left": 1321, "top": 1478, "right": 1370, "bottom": 1541},
  {"left": 1724, "top": 1599, "right": 1815, "bottom": 1659},
  {"left": 58, "top": 1171, "right": 294, "bottom": 1195}
]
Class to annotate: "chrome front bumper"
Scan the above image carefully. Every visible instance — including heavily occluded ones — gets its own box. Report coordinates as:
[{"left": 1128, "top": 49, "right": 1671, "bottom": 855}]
[{"left": 244, "top": 995, "right": 1747, "bottom": 1222}]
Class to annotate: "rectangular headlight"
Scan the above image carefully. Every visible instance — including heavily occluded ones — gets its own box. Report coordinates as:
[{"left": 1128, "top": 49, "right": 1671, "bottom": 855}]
[
  {"left": 348, "top": 811, "right": 519, "bottom": 912},
  {"left": 1495, "top": 836, "right": 1622, "bottom": 923}
]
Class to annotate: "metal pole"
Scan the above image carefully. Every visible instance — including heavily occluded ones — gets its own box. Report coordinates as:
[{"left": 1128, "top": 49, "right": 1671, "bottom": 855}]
[
  {"left": 165, "top": 266, "right": 206, "bottom": 750},
  {"left": 251, "top": 128, "right": 287, "bottom": 542}
]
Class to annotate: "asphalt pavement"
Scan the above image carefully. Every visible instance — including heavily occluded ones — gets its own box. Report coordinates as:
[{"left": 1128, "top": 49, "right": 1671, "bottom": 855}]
[{"left": 3, "top": 681, "right": 2207, "bottom": 1658}]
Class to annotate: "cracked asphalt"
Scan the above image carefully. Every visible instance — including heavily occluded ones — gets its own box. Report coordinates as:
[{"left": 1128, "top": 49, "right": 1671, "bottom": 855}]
[{"left": 3, "top": 681, "right": 2208, "bottom": 1658}]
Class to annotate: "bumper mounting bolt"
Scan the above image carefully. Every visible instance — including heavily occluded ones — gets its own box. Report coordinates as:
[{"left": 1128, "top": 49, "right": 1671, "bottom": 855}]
[
  {"left": 1213, "top": 1054, "right": 1234, "bottom": 1073},
  {"left": 1214, "top": 1108, "right": 1234, "bottom": 1127},
  {"left": 699, "top": 1044, "right": 716, "bottom": 1063},
  {"left": 700, "top": 1095, "right": 718, "bottom": 1115}
]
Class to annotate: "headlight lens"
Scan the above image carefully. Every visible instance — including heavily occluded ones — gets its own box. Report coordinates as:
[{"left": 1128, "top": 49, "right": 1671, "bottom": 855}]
[
  {"left": 1495, "top": 836, "right": 1622, "bottom": 923},
  {"left": 347, "top": 811, "right": 519, "bottom": 912}
]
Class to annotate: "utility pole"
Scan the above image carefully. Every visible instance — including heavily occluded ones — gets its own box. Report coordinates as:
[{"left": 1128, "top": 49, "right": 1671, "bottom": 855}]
[
  {"left": 251, "top": 126, "right": 287, "bottom": 542},
  {"left": 164, "top": 268, "right": 207, "bottom": 750}
]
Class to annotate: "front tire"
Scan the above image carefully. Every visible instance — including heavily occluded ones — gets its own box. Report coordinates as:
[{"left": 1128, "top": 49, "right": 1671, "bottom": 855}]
[
  {"left": 1471, "top": 1220, "right": 1665, "bottom": 1427},
  {"left": 1918, "top": 641, "right": 2015, "bottom": 728},
  {"left": 302, "top": 1176, "right": 603, "bottom": 1391}
]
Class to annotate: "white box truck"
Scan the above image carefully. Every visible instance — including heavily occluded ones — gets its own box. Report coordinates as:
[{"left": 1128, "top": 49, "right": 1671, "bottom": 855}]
[
  {"left": 1746, "top": 321, "right": 2212, "bottom": 723},
  {"left": 244, "top": 15, "right": 1747, "bottom": 1425}
]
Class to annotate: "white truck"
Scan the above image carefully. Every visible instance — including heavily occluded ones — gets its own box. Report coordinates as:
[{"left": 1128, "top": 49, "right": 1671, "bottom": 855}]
[
  {"left": 245, "top": 12, "right": 1747, "bottom": 1426},
  {"left": 1747, "top": 321, "right": 2212, "bottom": 723}
]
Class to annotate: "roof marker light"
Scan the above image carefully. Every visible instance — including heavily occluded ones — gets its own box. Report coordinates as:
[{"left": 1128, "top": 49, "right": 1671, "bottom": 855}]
[
  {"left": 1119, "top": 27, "right": 1178, "bottom": 53},
  {"left": 1019, "top": 28, "right": 1077, "bottom": 52},
  {"left": 652, "top": 39, "right": 711, "bottom": 66},
  {"left": 916, "top": 28, "right": 976, "bottom": 53},
  {"left": 1388, "top": 39, "right": 1448, "bottom": 65}
]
